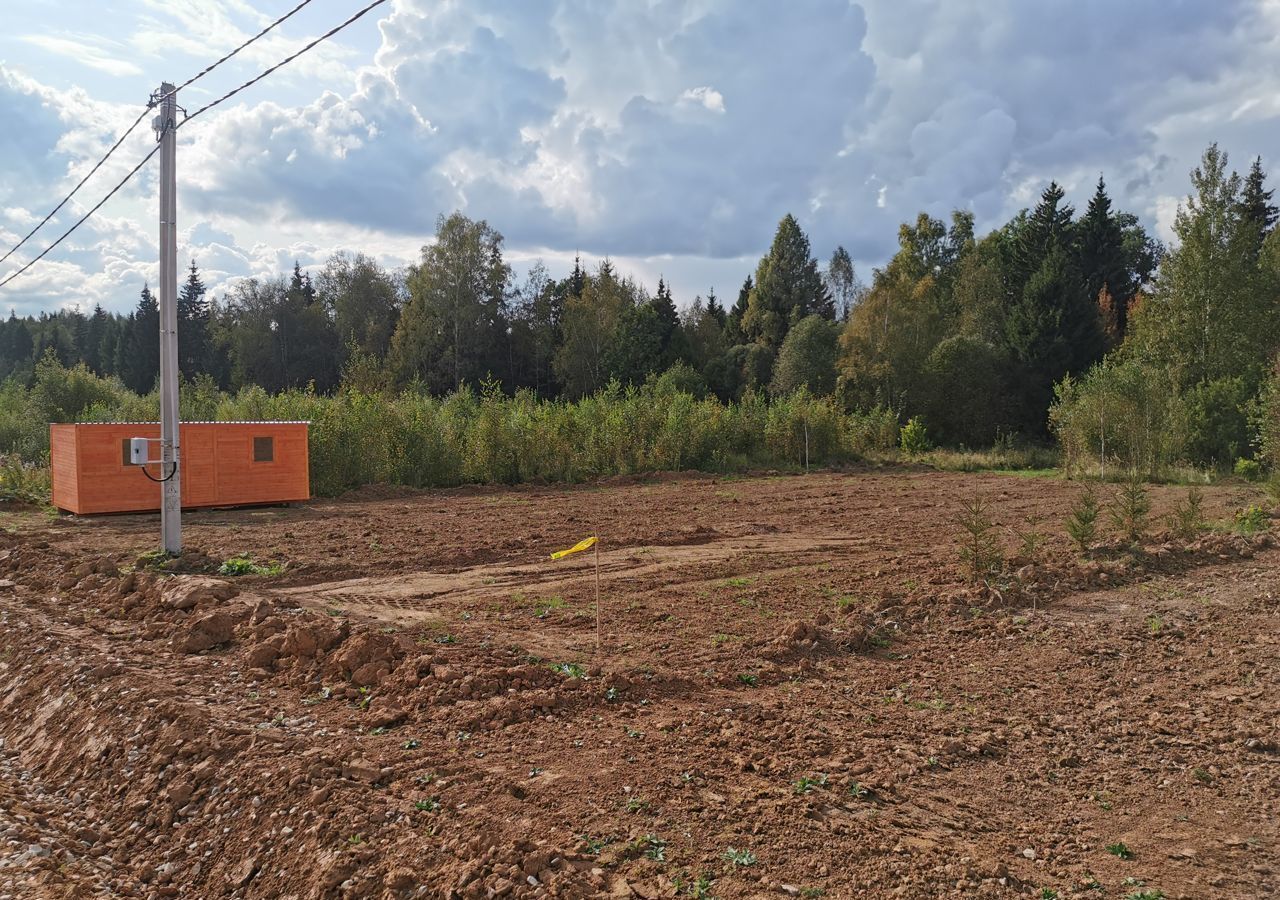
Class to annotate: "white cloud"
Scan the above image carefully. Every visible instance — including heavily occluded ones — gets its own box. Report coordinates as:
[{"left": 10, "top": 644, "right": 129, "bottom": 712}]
[
  {"left": 680, "top": 86, "right": 725, "bottom": 114},
  {"left": 4, "top": 0, "right": 1280, "bottom": 315},
  {"left": 21, "top": 34, "right": 143, "bottom": 77}
]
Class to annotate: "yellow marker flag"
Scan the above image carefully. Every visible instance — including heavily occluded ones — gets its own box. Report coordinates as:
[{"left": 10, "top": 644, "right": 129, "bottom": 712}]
[{"left": 551, "top": 535, "right": 597, "bottom": 560}]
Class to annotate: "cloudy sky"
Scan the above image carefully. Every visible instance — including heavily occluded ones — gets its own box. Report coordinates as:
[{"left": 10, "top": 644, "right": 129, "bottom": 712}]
[{"left": 0, "top": 0, "right": 1276, "bottom": 317}]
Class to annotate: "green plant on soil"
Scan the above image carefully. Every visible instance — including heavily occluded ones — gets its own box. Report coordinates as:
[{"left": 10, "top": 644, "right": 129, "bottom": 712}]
[
  {"left": 625, "top": 797, "right": 649, "bottom": 813},
  {"left": 551, "top": 661, "right": 586, "bottom": 678},
  {"left": 579, "top": 835, "right": 613, "bottom": 855},
  {"left": 1106, "top": 841, "right": 1134, "bottom": 860},
  {"left": 1146, "top": 615, "right": 1164, "bottom": 634},
  {"left": 848, "top": 782, "right": 871, "bottom": 800},
  {"left": 955, "top": 497, "right": 1002, "bottom": 585},
  {"left": 629, "top": 834, "right": 666, "bottom": 862},
  {"left": 534, "top": 596, "right": 566, "bottom": 617},
  {"left": 217, "top": 555, "right": 284, "bottom": 577},
  {"left": 1110, "top": 477, "right": 1150, "bottom": 544},
  {"left": 721, "top": 847, "right": 756, "bottom": 867},
  {"left": 1065, "top": 485, "right": 1102, "bottom": 553},
  {"left": 737, "top": 673, "right": 758, "bottom": 687},
  {"left": 793, "top": 774, "right": 828, "bottom": 794},
  {"left": 413, "top": 798, "right": 440, "bottom": 812},
  {"left": 1125, "top": 891, "right": 1164, "bottom": 900},
  {"left": 1232, "top": 504, "right": 1268, "bottom": 535},
  {"left": 1012, "top": 514, "right": 1048, "bottom": 561},
  {"left": 1039, "top": 890, "right": 1059, "bottom": 900},
  {"left": 1166, "top": 486, "right": 1205, "bottom": 540},
  {"left": 677, "top": 873, "right": 715, "bottom": 898}
]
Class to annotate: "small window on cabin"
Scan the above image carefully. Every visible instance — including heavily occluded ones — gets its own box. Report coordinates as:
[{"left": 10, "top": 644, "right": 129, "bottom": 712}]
[
  {"left": 253, "top": 436, "right": 274, "bottom": 463},
  {"left": 121, "top": 439, "right": 132, "bottom": 467}
]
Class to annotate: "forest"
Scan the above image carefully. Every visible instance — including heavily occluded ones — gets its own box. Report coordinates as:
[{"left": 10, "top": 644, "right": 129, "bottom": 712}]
[{"left": 2, "top": 144, "right": 1279, "bottom": 495}]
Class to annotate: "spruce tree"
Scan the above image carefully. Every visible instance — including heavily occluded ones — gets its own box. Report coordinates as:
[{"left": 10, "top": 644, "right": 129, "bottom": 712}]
[
  {"left": 1077, "top": 177, "right": 1133, "bottom": 338},
  {"left": 123, "top": 284, "right": 160, "bottom": 393},
  {"left": 742, "top": 214, "right": 830, "bottom": 349},
  {"left": 85, "top": 304, "right": 109, "bottom": 373},
  {"left": 706, "top": 287, "right": 726, "bottom": 327},
  {"left": 1240, "top": 156, "right": 1277, "bottom": 258},
  {"left": 724, "top": 276, "right": 752, "bottom": 345},
  {"left": 178, "top": 260, "right": 210, "bottom": 379}
]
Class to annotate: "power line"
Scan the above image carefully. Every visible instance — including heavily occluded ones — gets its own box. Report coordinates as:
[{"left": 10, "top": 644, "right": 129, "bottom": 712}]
[
  {"left": 0, "top": 107, "right": 150, "bottom": 267},
  {"left": 0, "top": 144, "right": 161, "bottom": 291},
  {"left": 159, "top": 0, "right": 318, "bottom": 105},
  {"left": 0, "top": 0, "right": 317, "bottom": 267},
  {"left": 184, "top": 0, "right": 390, "bottom": 125},
  {"left": 0, "top": 0, "right": 389, "bottom": 290}
]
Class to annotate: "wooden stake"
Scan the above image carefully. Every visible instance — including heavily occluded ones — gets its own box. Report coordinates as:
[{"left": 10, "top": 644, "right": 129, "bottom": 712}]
[{"left": 594, "top": 540, "right": 602, "bottom": 652}]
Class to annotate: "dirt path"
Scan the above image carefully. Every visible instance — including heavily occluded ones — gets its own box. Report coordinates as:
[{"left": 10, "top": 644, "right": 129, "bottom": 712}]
[{"left": 0, "top": 470, "right": 1276, "bottom": 899}]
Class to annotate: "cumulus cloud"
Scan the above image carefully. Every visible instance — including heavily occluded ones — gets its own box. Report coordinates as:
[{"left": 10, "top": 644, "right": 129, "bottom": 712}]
[{"left": 4, "top": 0, "right": 1280, "bottom": 314}]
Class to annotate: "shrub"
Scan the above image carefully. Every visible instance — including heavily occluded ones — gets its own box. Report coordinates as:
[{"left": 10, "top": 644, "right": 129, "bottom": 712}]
[
  {"left": 955, "top": 497, "right": 1002, "bottom": 585},
  {"left": 1051, "top": 357, "right": 1187, "bottom": 478},
  {"left": 0, "top": 455, "right": 50, "bottom": 505},
  {"left": 1111, "top": 477, "right": 1151, "bottom": 544},
  {"left": 1064, "top": 486, "right": 1102, "bottom": 553},
  {"left": 899, "top": 416, "right": 931, "bottom": 456},
  {"left": 1234, "top": 457, "right": 1262, "bottom": 482},
  {"left": 1166, "top": 487, "right": 1205, "bottom": 541},
  {"left": 1233, "top": 505, "right": 1268, "bottom": 535},
  {"left": 921, "top": 335, "right": 1010, "bottom": 447}
]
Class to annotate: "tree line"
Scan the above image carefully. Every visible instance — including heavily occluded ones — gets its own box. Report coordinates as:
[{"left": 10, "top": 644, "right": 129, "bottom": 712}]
[{"left": 2, "top": 142, "right": 1278, "bottom": 473}]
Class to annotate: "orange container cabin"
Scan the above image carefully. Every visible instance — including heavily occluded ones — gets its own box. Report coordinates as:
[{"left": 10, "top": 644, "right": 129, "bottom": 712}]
[{"left": 50, "top": 422, "right": 310, "bottom": 515}]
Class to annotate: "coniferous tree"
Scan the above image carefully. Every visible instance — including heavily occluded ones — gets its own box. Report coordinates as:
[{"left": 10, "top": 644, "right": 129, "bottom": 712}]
[
  {"left": 743, "top": 214, "right": 830, "bottom": 349},
  {"left": 1077, "top": 177, "right": 1133, "bottom": 338},
  {"left": 1240, "top": 156, "right": 1278, "bottom": 258},
  {"left": 724, "top": 276, "right": 752, "bottom": 345},
  {"left": 705, "top": 287, "right": 726, "bottom": 328},
  {"left": 123, "top": 284, "right": 160, "bottom": 393},
  {"left": 84, "top": 304, "right": 109, "bottom": 373},
  {"left": 177, "top": 260, "right": 211, "bottom": 379}
]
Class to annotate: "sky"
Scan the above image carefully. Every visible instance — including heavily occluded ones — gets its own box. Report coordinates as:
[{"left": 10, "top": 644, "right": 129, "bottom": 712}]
[{"left": 1, "top": 0, "right": 1278, "bottom": 317}]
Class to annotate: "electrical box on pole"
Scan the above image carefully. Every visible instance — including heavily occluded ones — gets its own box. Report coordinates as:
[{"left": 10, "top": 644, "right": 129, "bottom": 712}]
[{"left": 152, "top": 83, "right": 181, "bottom": 554}]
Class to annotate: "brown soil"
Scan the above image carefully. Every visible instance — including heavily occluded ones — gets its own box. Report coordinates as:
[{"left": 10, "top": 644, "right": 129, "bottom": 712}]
[{"left": 0, "top": 469, "right": 1276, "bottom": 899}]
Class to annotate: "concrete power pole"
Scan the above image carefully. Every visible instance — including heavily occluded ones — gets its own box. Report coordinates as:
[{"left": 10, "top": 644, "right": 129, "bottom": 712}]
[{"left": 153, "top": 83, "right": 181, "bottom": 554}]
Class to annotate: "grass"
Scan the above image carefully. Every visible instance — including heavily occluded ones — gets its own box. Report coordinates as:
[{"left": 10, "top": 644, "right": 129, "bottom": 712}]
[
  {"left": 534, "top": 596, "right": 566, "bottom": 617},
  {"left": 217, "top": 555, "right": 284, "bottom": 577},
  {"left": 737, "top": 673, "right": 759, "bottom": 687}
]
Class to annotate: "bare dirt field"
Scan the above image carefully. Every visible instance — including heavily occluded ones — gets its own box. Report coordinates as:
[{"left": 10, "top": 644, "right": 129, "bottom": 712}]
[{"left": 0, "top": 469, "right": 1276, "bottom": 899}]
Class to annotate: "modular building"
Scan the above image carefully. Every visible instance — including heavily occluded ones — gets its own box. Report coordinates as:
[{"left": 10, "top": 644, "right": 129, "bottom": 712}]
[{"left": 50, "top": 421, "right": 310, "bottom": 515}]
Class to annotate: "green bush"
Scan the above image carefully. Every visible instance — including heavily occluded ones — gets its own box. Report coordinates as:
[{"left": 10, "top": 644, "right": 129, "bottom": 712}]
[
  {"left": 1234, "top": 457, "right": 1262, "bottom": 482},
  {"left": 0, "top": 455, "right": 50, "bottom": 505},
  {"left": 0, "top": 354, "right": 1011, "bottom": 497},
  {"left": 1051, "top": 356, "right": 1187, "bottom": 477},
  {"left": 899, "top": 416, "right": 931, "bottom": 456}
]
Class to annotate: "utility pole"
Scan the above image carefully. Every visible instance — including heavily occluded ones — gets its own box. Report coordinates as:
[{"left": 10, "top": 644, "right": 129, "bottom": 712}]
[{"left": 153, "top": 83, "right": 181, "bottom": 554}]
